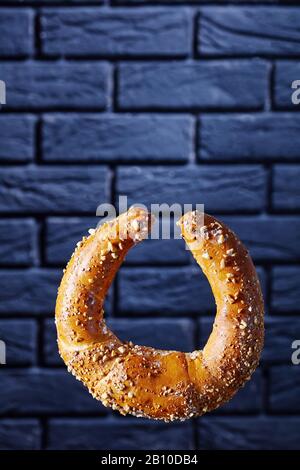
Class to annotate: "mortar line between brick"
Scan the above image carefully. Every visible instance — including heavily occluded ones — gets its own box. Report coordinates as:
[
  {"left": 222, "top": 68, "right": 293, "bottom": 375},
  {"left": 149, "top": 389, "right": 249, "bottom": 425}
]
[
  {"left": 33, "top": 9, "right": 42, "bottom": 59},
  {"left": 39, "top": 417, "right": 47, "bottom": 450},
  {"left": 191, "top": 9, "right": 198, "bottom": 60},
  {"left": 267, "top": 60, "right": 275, "bottom": 112}
]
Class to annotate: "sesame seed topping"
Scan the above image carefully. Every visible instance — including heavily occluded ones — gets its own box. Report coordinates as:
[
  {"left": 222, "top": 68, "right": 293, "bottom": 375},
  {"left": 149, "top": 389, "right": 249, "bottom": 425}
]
[
  {"left": 226, "top": 248, "right": 235, "bottom": 256},
  {"left": 217, "top": 234, "right": 225, "bottom": 244},
  {"left": 132, "top": 220, "right": 140, "bottom": 231}
]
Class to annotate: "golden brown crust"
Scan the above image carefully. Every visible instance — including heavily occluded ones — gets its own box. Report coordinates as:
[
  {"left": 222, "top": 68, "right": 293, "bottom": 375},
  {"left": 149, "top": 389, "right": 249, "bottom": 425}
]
[{"left": 55, "top": 207, "right": 264, "bottom": 421}]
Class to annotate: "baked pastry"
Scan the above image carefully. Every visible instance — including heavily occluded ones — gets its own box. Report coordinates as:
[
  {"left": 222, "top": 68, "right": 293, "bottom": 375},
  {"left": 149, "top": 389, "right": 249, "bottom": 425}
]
[{"left": 56, "top": 207, "right": 264, "bottom": 421}]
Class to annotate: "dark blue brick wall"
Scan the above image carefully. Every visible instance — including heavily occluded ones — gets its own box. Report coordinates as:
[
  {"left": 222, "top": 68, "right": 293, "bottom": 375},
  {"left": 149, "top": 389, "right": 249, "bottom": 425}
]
[{"left": 0, "top": 0, "right": 299, "bottom": 451}]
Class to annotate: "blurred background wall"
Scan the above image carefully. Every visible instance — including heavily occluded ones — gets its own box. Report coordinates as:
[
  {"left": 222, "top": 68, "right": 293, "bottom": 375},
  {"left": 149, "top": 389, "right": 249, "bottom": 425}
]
[{"left": 0, "top": 0, "right": 300, "bottom": 451}]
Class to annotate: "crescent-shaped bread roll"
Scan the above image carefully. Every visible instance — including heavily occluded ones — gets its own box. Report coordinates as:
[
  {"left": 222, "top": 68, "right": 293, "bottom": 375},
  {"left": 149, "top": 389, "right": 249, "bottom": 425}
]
[{"left": 56, "top": 207, "right": 264, "bottom": 421}]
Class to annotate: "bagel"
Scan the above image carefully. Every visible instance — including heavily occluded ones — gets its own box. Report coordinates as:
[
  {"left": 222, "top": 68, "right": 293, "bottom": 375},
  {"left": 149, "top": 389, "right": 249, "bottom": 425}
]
[{"left": 55, "top": 207, "right": 264, "bottom": 421}]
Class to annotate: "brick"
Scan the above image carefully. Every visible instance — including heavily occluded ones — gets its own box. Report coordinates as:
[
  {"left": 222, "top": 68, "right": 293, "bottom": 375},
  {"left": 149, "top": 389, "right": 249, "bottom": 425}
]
[
  {"left": 269, "top": 366, "right": 300, "bottom": 412},
  {"left": 200, "top": 114, "right": 300, "bottom": 161},
  {"left": 0, "top": 219, "right": 37, "bottom": 266},
  {"left": 125, "top": 233, "right": 190, "bottom": 265},
  {"left": 44, "top": 317, "right": 195, "bottom": 365},
  {"left": 42, "top": 320, "right": 66, "bottom": 366},
  {"left": 117, "top": 166, "right": 266, "bottom": 213},
  {"left": 41, "top": 8, "right": 190, "bottom": 57},
  {"left": 275, "top": 61, "right": 300, "bottom": 109},
  {"left": 271, "top": 266, "right": 300, "bottom": 314},
  {"left": 0, "top": 62, "right": 109, "bottom": 110},
  {"left": 198, "top": 417, "right": 300, "bottom": 450},
  {"left": 119, "top": 60, "right": 267, "bottom": 110},
  {"left": 0, "top": 115, "right": 35, "bottom": 162},
  {"left": 221, "top": 216, "right": 300, "bottom": 262},
  {"left": 198, "top": 7, "right": 300, "bottom": 57},
  {"left": 118, "top": 266, "right": 265, "bottom": 315},
  {"left": 47, "top": 418, "right": 194, "bottom": 450},
  {"left": 263, "top": 318, "right": 300, "bottom": 363},
  {"left": 45, "top": 217, "right": 98, "bottom": 265},
  {"left": 0, "top": 369, "right": 104, "bottom": 414},
  {"left": 0, "top": 320, "right": 37, "bottom": 365},
  {"left": 0, "top": 420, "right": 41, "bottom": 450},
  {"left": 0, "top": 9, "right": 33, "bottom": 57},
  {"left": 110, "top": 317, "right": 195, "bottom": 351},
  {"left": 273, "top": 165, "right": 300, "bottom": 210},
  {"left": 43, "top": 114, "right": 193, "bottom": 163},
  {"left": 0, "top": 269, "right": 60, "bottom": 315},
  {"left": 0, "top": 166, "right": 109, "bottom": 214},
  {"left": 119, "top": 266, "right": 213, "bottom": 315}
]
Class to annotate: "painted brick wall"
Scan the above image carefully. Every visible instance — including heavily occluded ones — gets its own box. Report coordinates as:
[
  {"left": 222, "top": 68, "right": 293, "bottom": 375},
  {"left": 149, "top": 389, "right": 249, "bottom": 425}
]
[{"left": 0, "top": 0, "right": 300, "bottom": 451}]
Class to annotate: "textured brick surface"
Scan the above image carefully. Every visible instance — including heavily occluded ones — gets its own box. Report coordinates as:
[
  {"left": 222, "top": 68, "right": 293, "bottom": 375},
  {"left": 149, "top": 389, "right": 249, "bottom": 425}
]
[
  {"left": 275, "top": 61, "right": 300, "bottom": 109},
  {"left": 118, "top": 266, "right": 266, "bottom": 315},
  {"left": 0, "top": 166, "right": 109, "bottom": 214},
  {"left": 0, "top": 115, "right": 36, "bottom": 162},
  {"left": 221, "top": 216, "right": 300, "bottom": 262},
  {"left": 119, "top": 266, "right": 215, "bottom": 315},
  {"left": 0, "top": 269, "right": 61, "bottom": 315},
  {"left": 117, "top": 166, "right": 266, "bottom": 213},
  {"left": 45, "top": 217, "right": 98, "bottom": 265},
  {"left": 0, "top": 320, "right": 37, "bottom": 365},
  {"left": 200, "top": 115, "right": 300, "bottom": 161},
  {"left": 48, "top": 419, "right": 194, "bottom": 450},
  {"left": 0, "top": 0, "right": 299, "bottom": 452},
  {"left": 0, "top": 62, "right": 109, "bottom": 110},
  {"left": 0, "top": 219, "right": 37, "bottom": 266},
  {"left": 0, "top": 369, "right": 105, "bottom": 414},
  {"left": 0, "top": 9, "right": 33, "bottom": 57},
  {"left": 269, "top": 366, "right": 300, "bottom": 412},
  {"left": 41, "top": 8, "right": 191, "bottom": 57},
  {"left": 271, "top": 266, "right": 300, "bottom": 314},
  {"left": 119, "top": 60, "right": 267, "bottom": 110},
  {"left": 198, "top": 7, "right": 300, "bottom": 56},
  {"left": 269, "top": 364, "right": 300, "bottom": 413},
  {"left": 42, "top": 114, "right": 193, "bottom": 162},
  {"left": 198, "top": 417, "right": 300, "bottom": 450},
  {"left": 0, "top": 420, "right": 41, "bottom": 450},
  {"left": 263, "top": 318, "right": 300, "bottom": 363},
  {"left": 273, "top": 165, "right": 300, "bottom": 210}
]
